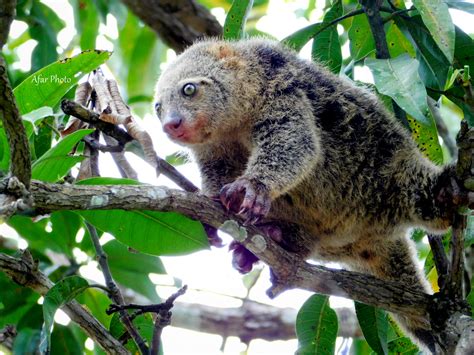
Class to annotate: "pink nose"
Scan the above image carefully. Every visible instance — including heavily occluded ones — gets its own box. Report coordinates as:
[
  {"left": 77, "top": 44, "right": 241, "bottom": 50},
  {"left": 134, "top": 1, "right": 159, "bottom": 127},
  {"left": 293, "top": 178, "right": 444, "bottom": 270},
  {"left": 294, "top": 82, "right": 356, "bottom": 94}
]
[{"left": 163, "top": 117, "right": 184, "bottom": 136}]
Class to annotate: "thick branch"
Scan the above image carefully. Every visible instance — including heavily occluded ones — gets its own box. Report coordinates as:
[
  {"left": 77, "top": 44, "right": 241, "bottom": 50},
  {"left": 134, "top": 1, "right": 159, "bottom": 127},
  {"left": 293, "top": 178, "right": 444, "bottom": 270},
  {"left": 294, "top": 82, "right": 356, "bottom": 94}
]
[
  {"left": 0, "top": 250, "right": 128, "bottom": 354},
  {"left": 120, "top": 0, "right": 222, "bottom": 53},
  {"left": 0, "top": 46, "right": 31, "bottom": 188},
  {"left": 28, "top": 180, "right": 430, "bottom": 318},
  {"left": 0, "top": 0, "right": 15, "bottom": 48},
  {"left": 171, "top": 301, "right": 361, "bottom": 342}
]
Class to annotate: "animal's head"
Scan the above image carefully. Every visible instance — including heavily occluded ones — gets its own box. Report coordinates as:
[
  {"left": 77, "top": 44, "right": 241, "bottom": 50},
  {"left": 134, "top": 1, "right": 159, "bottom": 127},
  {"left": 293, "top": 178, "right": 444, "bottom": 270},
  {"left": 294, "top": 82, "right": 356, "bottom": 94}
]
[{"left": 154, "top": 40, "right": 250, "bottom": 146}]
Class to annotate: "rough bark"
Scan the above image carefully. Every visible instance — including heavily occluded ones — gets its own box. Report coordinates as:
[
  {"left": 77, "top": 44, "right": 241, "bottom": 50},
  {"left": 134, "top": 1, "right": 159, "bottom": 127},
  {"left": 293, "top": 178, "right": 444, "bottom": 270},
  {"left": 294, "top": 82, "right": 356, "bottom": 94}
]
[
  {"left": 0, "top": 0, "right": 31, "bottom": 188},
  {"left": 120, "top": 0, "right": 222, "bottom": 53},
  {"left": 171, "top": 301, "right": 362, "bottom": 342},
  {"left": 26, "top": 180, "right": 430, "bottom": 318},
  {"left": 0, "top": 250, "right": 128, "bottom": 354}
]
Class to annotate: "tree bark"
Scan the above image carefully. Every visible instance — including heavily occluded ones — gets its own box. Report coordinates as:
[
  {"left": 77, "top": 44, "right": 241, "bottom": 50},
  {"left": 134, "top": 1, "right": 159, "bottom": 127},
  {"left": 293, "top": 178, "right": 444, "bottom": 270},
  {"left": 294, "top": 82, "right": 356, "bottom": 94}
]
[{"left": 120, "top": 0, "right": 222, "bottom": 53}]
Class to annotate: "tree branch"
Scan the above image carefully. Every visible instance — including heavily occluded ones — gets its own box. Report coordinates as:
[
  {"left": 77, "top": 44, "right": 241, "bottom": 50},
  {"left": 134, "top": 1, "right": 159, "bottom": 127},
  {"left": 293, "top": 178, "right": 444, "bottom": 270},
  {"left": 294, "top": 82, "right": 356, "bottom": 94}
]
[
  {"left": 169, "top": 301, "right": 362, "bottom": 342},
  {"left": 0, "top": 250, "right": 128, "bottom": 354},
  {"left": 120, "top": 0, "right": 222, "bottom": 53},
  {"left": 26, "top": 180, "right": 430, "bottom": 318},
  {"left": 0, "top": 0, "right": 31, "bottom": 189},
  {"left": 86, "top": 223, "right": 149, "bottom": 354}
]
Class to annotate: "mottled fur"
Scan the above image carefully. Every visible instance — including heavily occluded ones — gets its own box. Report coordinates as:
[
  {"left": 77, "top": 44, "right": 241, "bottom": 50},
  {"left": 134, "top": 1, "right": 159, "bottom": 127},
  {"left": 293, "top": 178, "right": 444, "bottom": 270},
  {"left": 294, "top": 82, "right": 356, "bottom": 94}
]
[{"left": 155, "top": 39, "right": 455, "bottom": 352}]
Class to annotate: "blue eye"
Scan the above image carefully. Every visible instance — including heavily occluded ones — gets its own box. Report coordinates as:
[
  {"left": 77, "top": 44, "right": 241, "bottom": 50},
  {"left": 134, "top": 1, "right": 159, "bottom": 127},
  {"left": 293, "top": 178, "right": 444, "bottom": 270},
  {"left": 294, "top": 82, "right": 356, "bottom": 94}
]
[{"left": 182, "top": 83, "right": 196, "bottom": 97}]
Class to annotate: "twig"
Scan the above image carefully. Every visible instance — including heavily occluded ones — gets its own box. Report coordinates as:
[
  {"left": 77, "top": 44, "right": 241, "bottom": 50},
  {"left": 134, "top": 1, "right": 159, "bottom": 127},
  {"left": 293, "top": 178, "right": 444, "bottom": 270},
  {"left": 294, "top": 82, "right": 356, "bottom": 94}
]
[
  {"left": 360, "top": 0, "right": 409, "bottom": 127},
  {"left": 61, "top": 99, "right": 133, "bottom": 145},
  {"left": 427, "top": 97, "right": 457, "bottom": 159},
  {"left": 85, "top": 223, "right": 149, "bottom": 354},
  {"left": 0, "top": 250, "right": 128, "bottom": 353},
  {"left": 427, "top": 234, "right": 450, "bottom": 291}
]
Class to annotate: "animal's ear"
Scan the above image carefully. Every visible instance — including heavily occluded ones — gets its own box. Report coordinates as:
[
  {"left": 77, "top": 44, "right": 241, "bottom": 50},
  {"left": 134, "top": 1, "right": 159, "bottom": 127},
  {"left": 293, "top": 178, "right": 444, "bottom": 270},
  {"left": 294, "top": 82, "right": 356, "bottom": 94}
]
[{"left": 207, "top": 43, "right": 245, "bottom": 69}]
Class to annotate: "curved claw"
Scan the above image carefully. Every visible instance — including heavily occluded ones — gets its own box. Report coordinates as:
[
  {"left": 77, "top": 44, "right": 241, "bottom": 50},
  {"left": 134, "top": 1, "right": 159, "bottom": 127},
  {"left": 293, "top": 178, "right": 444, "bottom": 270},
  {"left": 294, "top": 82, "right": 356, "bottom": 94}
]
[{"left": 220, "top": 177, "right": 271, "bottom": 224}]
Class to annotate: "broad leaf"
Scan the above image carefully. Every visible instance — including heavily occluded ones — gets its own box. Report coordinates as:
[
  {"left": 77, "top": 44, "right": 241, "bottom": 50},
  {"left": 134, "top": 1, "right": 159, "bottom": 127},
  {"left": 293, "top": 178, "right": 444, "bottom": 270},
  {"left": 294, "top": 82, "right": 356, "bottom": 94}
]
[
  {"left": 0, "top": 128, "right": 10, "bottom": 172},
  {"left": 109, "top": 312, "right": 157, "bottom": 354},
  {"left": 79, "top": 210, "right": 209, "bottom": 256},
  {"left": 446, "top": 0, "right": 474, "bottom": 13},
  {"left": 31, "top": 129, "right": 94, "bottom": 182},
  {"left": 355, "top": 302, "right": 388, "bottom": 354},
  {"left": 413, "top": 0, "right": 455, "bottom": 63},
  {"left": 28, "top": 2, "right": 64, "bottom": 71},
  {"left": 366, "top": 55, "right": 442, "bottom": 163},
  {"left": 14, "top": 50, "right": 111, "bottom": 115},
  {"left": 386, "top": 23, "right": 416, "bottom": 58},
  {"left": 312, "top": 0, "right": 342, "bottom": 74},
  {"left": 296, "top": 294, "right": 338, "bottom": 355},
  {"left": 387, "top": 337, "right": 419, "bottom": 354},
  {"left": 72, "top": 0, "right": 100, "bottom": 50},
  {"left": 396, "top": 16, "right": 449, "bottom": 91},
  {"left": 223, "top": 0, "right": 254, "bottom": 39},
  {"left": 454, "top": 26, "right": 474, "bottom": 70},
  {"left": 76, "top": 289, "right": 113, "bottom": 328},
  {"left": 13, "top": 329, "right": 41, "bottom": 355},
  {"left": 283, "top": 23, "right": 322, "bottom": 52},
  {"left": 22, "top": 106, "right": 54, "bottom": 136},
  {"left": 51, "top": 324, "right": 83, "bottom": 355},
  {"left": 348, "top": 14, "right": 375, "bottom": 61},
  {"left": 103, "top": 239, "right": 166, "bottom": 302},
  {"left": 40, "top": 276, "right": 90, "bottom": 354}
]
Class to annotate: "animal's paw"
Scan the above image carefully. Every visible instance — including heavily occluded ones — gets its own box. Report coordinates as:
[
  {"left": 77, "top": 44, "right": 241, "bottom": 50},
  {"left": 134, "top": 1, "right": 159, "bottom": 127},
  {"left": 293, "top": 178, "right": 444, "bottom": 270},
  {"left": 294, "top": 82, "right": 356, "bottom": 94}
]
[
  {"left": 203, "top": 223, "right": 223, "bottom": 247},
  {"left": 229, "top": 241, "right": 259, "bottom": 274},
  {"left": 220, "top": 177, "right": 271, "bottom": 224}
]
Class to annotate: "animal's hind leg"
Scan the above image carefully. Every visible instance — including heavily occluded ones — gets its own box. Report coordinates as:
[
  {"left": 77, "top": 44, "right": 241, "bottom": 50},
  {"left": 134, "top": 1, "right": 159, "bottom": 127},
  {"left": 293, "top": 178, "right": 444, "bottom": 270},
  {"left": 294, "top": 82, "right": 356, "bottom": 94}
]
[{"left": 348, "top": 235, "right": 437, "bottom": 353}]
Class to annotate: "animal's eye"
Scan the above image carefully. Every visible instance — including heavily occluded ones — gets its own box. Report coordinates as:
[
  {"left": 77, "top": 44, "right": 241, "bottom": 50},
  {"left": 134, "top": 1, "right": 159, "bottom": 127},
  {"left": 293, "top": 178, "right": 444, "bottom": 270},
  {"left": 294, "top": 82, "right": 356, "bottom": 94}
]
[
  {"left": 182, "top": 83, "right": 197, "bottom": 97},
  {"left": 154, "top": 102, "right": 161, "bottom": 111}
]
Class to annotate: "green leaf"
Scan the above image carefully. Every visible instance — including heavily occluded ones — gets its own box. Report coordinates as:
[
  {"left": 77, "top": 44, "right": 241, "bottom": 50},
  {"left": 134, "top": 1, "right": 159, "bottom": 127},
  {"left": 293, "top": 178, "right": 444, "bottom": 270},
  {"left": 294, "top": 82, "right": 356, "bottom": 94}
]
[
  {"left": 396, "top": 16, "right": 450, "bottom": 91},
  {"left": 223, "top": 0, "right": 254, "bottom": 40},
  {"left": 50, "top": 211, "right": 83, "bottom": 257},
  {"left": 348, "top": 13, "right": 375, "bottom": 61},
  {"left": 166, "top": 152, "right": 190, "bottom": 167},
  {"left": 103, "top": 239, "right": 165, "bottom": 301},
  {"left": 13, "top": 328, "right": 41, "bottom": 354},
  {"left": 76, "top": 289, "right": 113, "bottom": 327},
  {"left": 447, "top": 0, "right": 474, "bottom": 14},
  {"left": 454, "top": 26, "right": 474, "bottom": 70},
  {"left": 51, "top": 324, "right": 83, "bottom": 355},
  {"left": 40, "top": 276, "right": 90, "bottom": 354},
  {"left": 386, "top": 23, "right": 416, "bottom": 58},
  {"left": 28, "top": 2, "right": 64, "bottom": 71},
  {"left": 78, "top": 210, "right": 209, "bottom": 256},
  {"left": 311, "top": 0, "right": 342, "bottom": 74},
  {"left": 22, "top": 106, "right": 54, "bottom": 136},
  {"left": 32, "top": 156, "right": 84, "bottom": 182},
  {"left": 109, "top": 312, "right": 155, "bottom": 353},
  {"left": 0, "top": 127, "right": 10, "bottom": 172},
  {"left": 387, "top": 337, "right": 419, "bottom": 354},
  {"left": 283, "top": 23, "right": 322, "bottom": 52},
  {"left": 14, "top": 50, "right": 111, "bottom": 115},
  {"left": 355, "top": 302, "right": 388, "bottom": 355},
  {"left": 366, "top": 55, "right": 443, "bottom": 163},
  {"left": 76, "top": 176, "right": 139, "bottom": 185},
  {"left": 72, "top": 0, "right": 100, "bottom": 50},
  {"left": 413, "top": 0, "right": 455, "bottom": 63},
  {"left": 295, "top": 294, "right": 338, "bottom": 355},
  {"left": 32, "top": 129, "right": 94, "bottom": 182}
]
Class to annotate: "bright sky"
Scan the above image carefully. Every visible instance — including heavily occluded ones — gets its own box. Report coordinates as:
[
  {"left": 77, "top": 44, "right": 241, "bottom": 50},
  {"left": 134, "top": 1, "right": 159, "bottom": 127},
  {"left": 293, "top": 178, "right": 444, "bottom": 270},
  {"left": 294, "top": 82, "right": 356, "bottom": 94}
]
[{"left": 4, "top": 1, "right": 474, "bottom": 354}]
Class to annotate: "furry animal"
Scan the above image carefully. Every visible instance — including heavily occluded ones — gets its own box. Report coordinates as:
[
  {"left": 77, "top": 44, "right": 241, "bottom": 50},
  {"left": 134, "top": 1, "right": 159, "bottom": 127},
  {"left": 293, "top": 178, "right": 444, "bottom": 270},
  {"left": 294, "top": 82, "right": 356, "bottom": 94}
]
[{"left": 154, "top": 38, "right": 458, "bottom": 352}]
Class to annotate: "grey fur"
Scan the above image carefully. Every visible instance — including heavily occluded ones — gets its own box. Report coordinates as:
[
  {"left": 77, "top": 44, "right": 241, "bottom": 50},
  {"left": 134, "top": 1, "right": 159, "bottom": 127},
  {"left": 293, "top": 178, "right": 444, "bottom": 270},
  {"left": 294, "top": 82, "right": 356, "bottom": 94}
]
[{"left": 155, "top": 39, "right": 454, "bottom": 352}]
